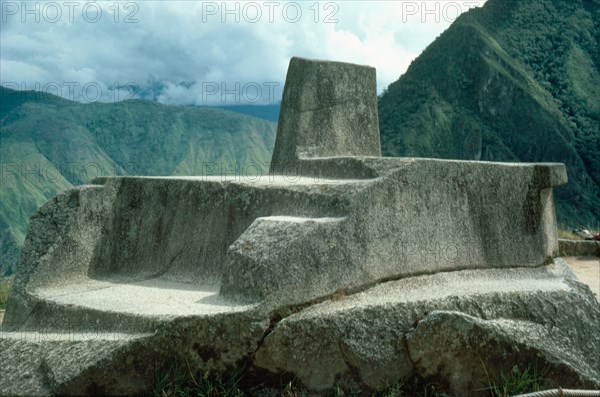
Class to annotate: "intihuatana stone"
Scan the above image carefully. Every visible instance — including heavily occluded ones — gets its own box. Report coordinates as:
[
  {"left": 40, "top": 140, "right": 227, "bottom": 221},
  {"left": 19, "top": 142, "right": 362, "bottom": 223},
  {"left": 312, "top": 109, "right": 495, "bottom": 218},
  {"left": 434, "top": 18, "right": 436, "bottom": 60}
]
[
  {"left": 270, "top": 57, "right": 381, "bottom": 176},
  {"left": 1, "top": 57, "right": 598, "bottom": 397}
]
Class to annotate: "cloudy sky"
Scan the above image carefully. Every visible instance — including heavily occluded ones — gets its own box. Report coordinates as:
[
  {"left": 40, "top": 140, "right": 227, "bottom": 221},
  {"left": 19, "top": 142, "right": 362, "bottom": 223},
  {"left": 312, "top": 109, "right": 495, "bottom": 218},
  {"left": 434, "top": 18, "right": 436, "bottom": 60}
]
[{"left": 1, "top": 0, "right": 485, "bottom": 105}]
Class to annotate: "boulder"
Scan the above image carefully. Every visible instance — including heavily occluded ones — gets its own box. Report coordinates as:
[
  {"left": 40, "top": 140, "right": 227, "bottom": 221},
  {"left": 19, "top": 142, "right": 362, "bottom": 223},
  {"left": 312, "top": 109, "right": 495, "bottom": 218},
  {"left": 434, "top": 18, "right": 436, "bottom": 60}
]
[{"left": 254, "top": 260, "right": 600, "bottom": 395}]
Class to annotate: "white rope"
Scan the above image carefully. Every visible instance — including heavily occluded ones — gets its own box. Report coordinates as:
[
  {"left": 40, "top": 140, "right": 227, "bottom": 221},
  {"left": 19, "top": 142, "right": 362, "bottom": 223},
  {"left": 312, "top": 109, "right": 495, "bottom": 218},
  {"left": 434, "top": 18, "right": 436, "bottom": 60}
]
[{"left": 512, "top": 388, "right": 600, "bottom": 397}]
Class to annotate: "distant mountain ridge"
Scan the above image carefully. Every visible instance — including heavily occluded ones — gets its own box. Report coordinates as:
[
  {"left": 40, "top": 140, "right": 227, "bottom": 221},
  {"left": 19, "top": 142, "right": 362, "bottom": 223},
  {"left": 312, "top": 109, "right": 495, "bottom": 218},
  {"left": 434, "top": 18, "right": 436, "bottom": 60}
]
[
  {"left": 378, "top": 0, "right": 600, "bottom": 227},
  {"left": 0, "top": 86, "right": 277, "bottom": 275},
  {"left": 214, "top": 103, "right": 281, "bottom": 122}
]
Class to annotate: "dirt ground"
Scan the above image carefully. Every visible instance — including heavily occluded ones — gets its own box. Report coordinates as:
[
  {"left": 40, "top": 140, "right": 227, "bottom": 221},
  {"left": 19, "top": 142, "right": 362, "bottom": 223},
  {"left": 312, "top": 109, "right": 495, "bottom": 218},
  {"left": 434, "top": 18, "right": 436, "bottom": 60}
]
[
  {"left": 0, "top": 257, "right": 597, "bottom": 326},
  {"left": 564, "top": 256, "right": 600, "bottom": 303}
]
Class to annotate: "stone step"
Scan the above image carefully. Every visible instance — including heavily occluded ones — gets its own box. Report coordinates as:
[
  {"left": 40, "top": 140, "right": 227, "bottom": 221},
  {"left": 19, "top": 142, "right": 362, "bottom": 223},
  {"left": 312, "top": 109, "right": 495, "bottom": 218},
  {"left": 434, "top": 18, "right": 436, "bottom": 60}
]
[{"left": 4, "top": 278, "right": 255, "bottom": 333}]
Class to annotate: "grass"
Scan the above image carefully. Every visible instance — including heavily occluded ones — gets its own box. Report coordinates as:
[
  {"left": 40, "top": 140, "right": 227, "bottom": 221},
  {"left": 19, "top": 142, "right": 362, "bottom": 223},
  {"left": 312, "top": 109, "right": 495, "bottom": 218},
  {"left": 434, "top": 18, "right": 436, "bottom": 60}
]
[
  {"left": 557, "top": 229, "right": 584, "bottom": 240},
  {"left": 150, "top": 361, "right": 552, "bottom": 397},
  {"left": 558, "top": 227, "right": 599, "bottom": 240},
  {"left": 0, "top": 277, "right": 13, "bottom": 310},
  {"left": 149, "top": 362, "right": 444, "bottom": 397},
  {"left": 150, "top": 359, "right": 244, "bottom": 397},
  {"left": 482, "top": 365, "right": 551, "bottom": 397}
]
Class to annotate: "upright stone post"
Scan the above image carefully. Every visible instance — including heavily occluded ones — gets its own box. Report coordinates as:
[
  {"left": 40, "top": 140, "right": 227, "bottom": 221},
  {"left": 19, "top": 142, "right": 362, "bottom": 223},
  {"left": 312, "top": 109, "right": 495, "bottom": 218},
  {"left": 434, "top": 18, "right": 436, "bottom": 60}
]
[{"left": 270, "top": 57, "right": 381, "bottom": 175}]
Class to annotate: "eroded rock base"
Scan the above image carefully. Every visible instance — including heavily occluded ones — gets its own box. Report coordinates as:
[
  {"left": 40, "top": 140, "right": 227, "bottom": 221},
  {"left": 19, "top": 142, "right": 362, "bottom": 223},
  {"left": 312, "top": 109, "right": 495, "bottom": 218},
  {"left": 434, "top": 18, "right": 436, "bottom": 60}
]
[{"left": 2, "top": 260, "right": 598, "bottom": 397}]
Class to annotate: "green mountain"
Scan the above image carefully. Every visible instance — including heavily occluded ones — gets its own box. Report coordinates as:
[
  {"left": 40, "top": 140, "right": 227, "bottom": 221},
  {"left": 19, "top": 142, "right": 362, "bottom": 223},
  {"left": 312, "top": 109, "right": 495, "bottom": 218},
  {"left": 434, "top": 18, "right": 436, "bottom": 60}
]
[
  {"left": 0, "top": 87, "right": 276, "bottom": 275},
  {"left": 379, "top": 0, "right": 600, "bottom": 228},
  {"left": 215, "top": 103, "right": 281, "bottom": 122}
]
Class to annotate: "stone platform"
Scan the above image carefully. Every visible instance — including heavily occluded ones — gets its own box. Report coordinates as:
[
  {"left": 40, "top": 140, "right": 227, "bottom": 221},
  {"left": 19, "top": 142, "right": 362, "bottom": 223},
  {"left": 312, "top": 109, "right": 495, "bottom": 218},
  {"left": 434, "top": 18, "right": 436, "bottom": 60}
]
[{"left": 1, "top": 57, "right": 598, "bottom": 396}]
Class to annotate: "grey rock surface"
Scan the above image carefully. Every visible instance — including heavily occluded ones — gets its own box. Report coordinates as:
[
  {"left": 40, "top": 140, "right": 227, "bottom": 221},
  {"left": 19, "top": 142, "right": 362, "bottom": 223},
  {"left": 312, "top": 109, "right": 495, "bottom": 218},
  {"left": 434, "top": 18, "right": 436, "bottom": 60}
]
[
  {"left": 0, "top": 332, "right": 150, "bottom": 396},
  {"left": 1, "top": 57, "right": 598, "bottom": 396},
  {"left": 1, "top": 312, "right": 270, "bottom": 396},
  {"left": 408, "top": 309, "right": 599, "bottom": 394},
  {"left": 559, "top": 238, "right": 600, "bottom": 256},
  {"left": 254, "top": 260, "right": 600, "bottom": 394},
  {"left": 270, "top": 57, "right": 381, "bottom": 175}
]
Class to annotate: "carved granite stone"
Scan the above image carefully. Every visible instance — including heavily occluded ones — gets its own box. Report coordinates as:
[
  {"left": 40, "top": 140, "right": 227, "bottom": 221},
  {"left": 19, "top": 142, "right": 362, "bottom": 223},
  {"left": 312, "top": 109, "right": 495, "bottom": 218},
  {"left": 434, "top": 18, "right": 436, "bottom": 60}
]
[{"left": 1, "top": 57, "right": 598, "bottom": 396}]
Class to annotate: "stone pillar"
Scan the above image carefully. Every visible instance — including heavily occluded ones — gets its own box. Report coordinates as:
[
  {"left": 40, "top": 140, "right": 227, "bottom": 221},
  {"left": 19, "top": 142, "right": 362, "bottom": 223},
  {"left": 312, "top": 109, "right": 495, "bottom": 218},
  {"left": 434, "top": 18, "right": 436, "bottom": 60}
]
[{"left": 270, "top": 57, "right": 381, "bottom": 175}]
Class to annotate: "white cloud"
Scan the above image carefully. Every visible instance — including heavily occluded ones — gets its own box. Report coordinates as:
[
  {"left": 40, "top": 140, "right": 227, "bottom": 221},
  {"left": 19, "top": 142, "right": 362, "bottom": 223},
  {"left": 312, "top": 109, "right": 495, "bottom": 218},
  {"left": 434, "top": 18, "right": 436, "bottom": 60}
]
[{"left": 0, "top": 0, "right": 486, "bottom": 105}]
